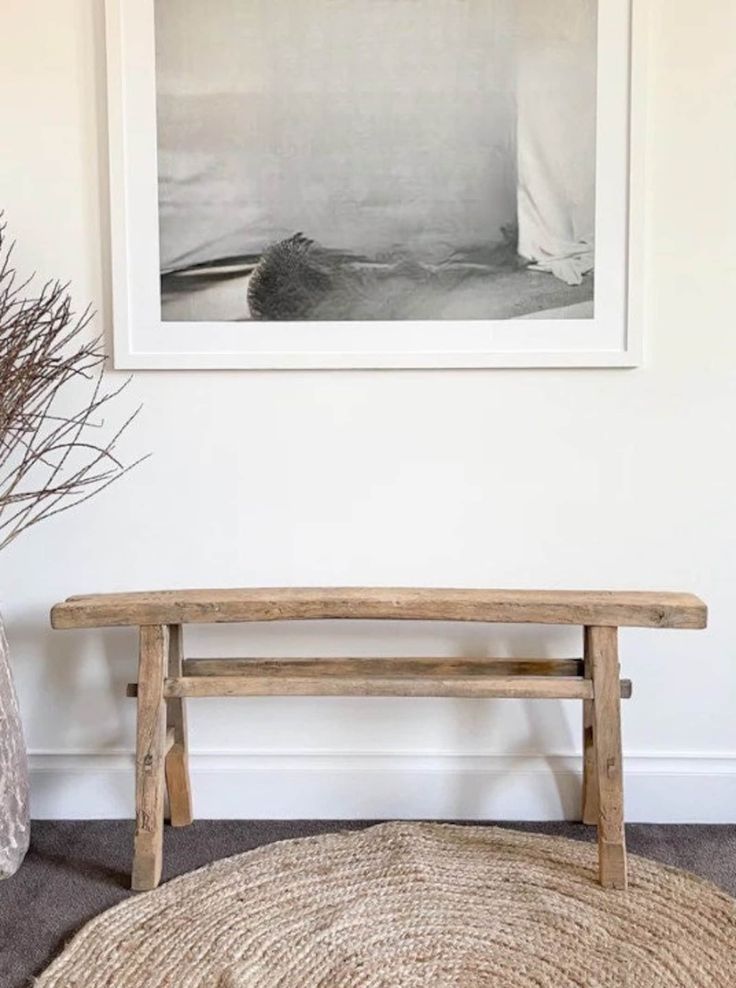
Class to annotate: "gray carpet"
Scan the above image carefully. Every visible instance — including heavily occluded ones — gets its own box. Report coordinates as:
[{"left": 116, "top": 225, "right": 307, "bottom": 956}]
[{"left": 1, "top": 821, "right": 734, "bottom": 988}]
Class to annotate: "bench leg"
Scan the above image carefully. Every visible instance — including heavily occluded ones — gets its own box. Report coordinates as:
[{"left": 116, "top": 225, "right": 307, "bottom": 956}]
[
  {"left": 588, "top": 625, "right": 627, "bottom": 889},
  {"left": 132, "top": 625, "right": 168, "bottom": 891},
  {"left": 165, "top": 624, "right": 193, "bottom": 827},
  {"left": 581, "top": 627, "right": 599, "bottom": 825}
]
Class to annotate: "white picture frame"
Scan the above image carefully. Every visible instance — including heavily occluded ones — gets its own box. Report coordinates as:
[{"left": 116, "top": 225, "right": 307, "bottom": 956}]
[{"left": 106, "top": 0, "right": 647, "bottom": 370}]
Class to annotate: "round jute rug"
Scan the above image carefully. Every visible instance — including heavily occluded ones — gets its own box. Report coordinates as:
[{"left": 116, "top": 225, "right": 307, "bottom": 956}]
[{"left": 38, "top": 822, "right": 736, "bottom": 988}]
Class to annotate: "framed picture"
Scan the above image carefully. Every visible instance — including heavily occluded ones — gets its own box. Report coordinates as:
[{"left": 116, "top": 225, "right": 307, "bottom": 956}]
[{"left": 106, "top": 0, "right": 646, "bottom": 369}]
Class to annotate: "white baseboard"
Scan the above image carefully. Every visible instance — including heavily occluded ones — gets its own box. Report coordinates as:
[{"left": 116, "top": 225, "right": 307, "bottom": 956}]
[{"left": 28, "top": 750, "right": 736, "bottom": 823}]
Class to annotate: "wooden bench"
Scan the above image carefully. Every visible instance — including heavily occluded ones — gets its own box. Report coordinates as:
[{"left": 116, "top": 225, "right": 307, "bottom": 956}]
[{"left": 50, "top": 587, "right": 707, "bottom": 892}]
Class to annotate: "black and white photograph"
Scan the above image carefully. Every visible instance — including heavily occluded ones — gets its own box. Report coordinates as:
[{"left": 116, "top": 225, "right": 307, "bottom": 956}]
[
  {"left": 155, "top": 0, "right": 599, "bottom": 324},
  {"left": 106, "top": 0, "right": 636, "bottom": 368}
]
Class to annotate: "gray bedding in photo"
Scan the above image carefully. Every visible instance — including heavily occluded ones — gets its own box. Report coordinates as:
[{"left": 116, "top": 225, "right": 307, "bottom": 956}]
[
  {"left": 155, "top": 0, "right": 597, "bottom": 321},
  {"left": 155, "top": 0, "right": 518, "bottom": 275}
]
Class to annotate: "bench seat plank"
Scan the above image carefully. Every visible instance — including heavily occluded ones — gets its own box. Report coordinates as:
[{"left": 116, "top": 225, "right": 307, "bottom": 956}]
[{"left": 50, "top": 587, "right": 707, "bottom": 630}]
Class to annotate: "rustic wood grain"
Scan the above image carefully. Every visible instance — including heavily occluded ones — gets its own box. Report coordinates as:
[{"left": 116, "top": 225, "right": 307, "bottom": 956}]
[
  {"left": 132, "top": 625, "right": 167, "bottom": 892},
  {"left": 50, "top": 587, "right": 708, "bottom": 630},
  {"left": 164, "top": 674, "right": 596, "bottom": 700},
  {"left": 164, "top": 727, "right": 175, "bottom": 755},
  {"left": 589, "top": 625, "right": 627, "bottom": 890},
  {"left": 582, "top": 628, "right": 599, "bottom": 826},
  {"left": 127, "top": 672, "right": 633, "bottom": 700},
  {"left": 182, "top": 657, "right": 585, "bottom": 678},
  {"left": 164, "top": 624, "right": 193, "bottom": 828}
]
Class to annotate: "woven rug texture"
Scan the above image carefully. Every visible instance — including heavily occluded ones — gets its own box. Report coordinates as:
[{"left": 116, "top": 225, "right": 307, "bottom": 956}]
[{"left": 37, "top": 821, "right": 736, "bottom": 987}]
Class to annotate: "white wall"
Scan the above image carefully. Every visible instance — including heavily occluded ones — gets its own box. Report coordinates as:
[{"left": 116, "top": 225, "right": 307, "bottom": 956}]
[{"left": 1, "top": 0, "right": 735, "bottom": 822}]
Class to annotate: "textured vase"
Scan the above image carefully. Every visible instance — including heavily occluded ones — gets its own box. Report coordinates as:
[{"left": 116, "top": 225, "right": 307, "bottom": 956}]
[{"left": 0, "top": 613, "right": 30, "bottom": 878}]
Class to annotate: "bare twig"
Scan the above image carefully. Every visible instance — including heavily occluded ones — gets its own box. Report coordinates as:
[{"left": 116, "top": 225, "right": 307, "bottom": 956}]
[{"left": 0, "top": 219, "right": 145, "bottom": 549}]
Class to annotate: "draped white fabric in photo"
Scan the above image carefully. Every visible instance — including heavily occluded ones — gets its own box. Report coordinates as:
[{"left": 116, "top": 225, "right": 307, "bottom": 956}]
[{"left": 516, "top": 0, "right": 598, "bottom": 285}]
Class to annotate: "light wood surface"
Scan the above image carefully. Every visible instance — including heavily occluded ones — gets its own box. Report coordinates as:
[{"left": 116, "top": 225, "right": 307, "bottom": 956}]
[
  {"left": 164, "top": 675, "right": 598, "bottom": 700},
  {"left": 50, "top": 587, "right": 707, "bottom": 630},
  {"left": 582, "top": 628, "right": 599, "bottom": 826},
  {"left": 182, "top": 657, "right": 585, "bottom": 678},
  {"left": 132, "top": 625, "right": 167, "bottom": 892},
  {"left": 164, "top": 625, "right": 193, "bottom": 828},
  {"left": 126, "top": 670, "right": 633, "bottom": 700},
  {"left": 589, "top": 626, "right": 627, "bottom": 889}
]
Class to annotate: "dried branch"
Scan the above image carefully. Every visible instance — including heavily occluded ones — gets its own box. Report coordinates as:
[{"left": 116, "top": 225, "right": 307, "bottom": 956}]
[{"left": 0, "top": 218, "right": 146, "bottom": 551}]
